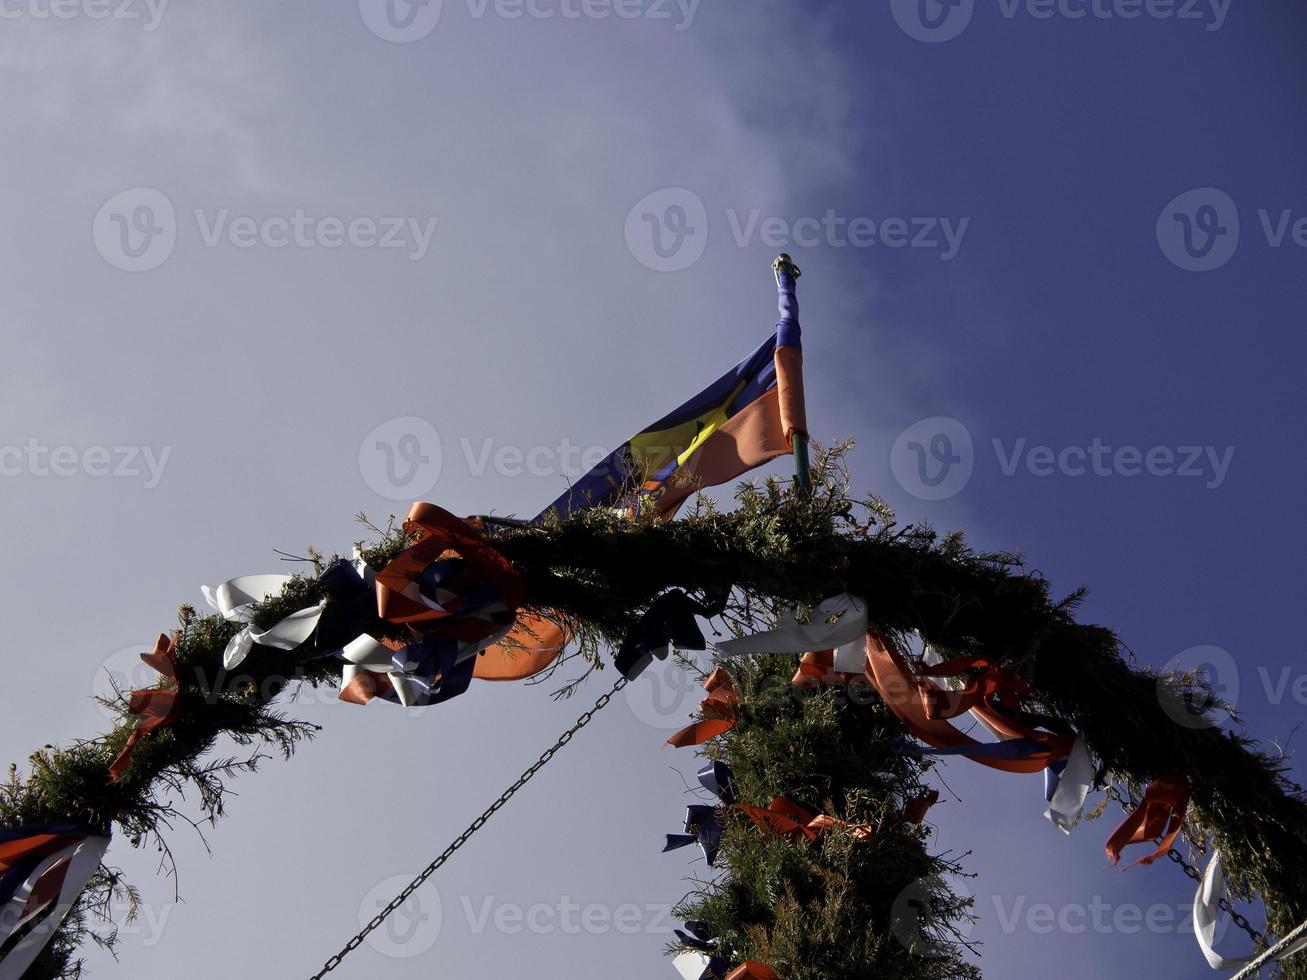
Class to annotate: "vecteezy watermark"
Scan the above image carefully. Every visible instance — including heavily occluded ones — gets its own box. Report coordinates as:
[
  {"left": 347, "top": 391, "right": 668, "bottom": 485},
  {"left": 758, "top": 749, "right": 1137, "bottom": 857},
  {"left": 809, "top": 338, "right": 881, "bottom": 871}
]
[
  {"left": 890, "top": 417, "right": 975, "bottom": 502},
  {"left": 890, "top": 875, "right": 976, "bottom": 956},
  {"left": 0, "top": 440, "right": 171, "bottom": 488},
  {"left": 890, "top": 418, "right": 1236, "bottom": 501},
  {"left": 990, "top": 893, "right": 1204, "bottom": 937},
  {"left": 359, "top": 417, "right": 444, "bottom": 501},
  {"left": 1157, "top": 187, "right": 1307, "bottom": 272},
  {"left": 359, "top": 875, "right": 443, "bottom": 959},
  {"left": 93, "top": 188, "right": 439, "bottom": 272},
  {"left": 892, "top": 0, "right": 1230, "bottom": 43},
  {"left": 1157, "top": 644, "right": 1240, "bottom": 729},
  {"left": 358, "top": 0, "right": 444, "bottom": 42},
  {"left": 359, "top": 0, "right": 699, "bottom": 41},
  {"left": 1158, "top": 643, "right": 1307, "bottom": 729},
  {"left": 0, "top": 0, "right": 169, "bottom": 29},
  {"left": 358, "top": 418, "right": 619, "bottom": 500},
  {"left": 459, "top": 895, "right": 675, "bottom": 936},
  {"left": 625, "top": 189, "right": 969, "bottom": 272}
]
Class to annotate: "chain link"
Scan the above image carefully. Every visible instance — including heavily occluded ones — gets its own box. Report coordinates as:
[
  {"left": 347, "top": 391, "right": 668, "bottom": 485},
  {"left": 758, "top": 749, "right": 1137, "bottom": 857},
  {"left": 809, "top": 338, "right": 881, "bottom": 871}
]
[
  {"left": 308, "top": 677, "right": 628, "bottom": 979},
  {"left": 1105, "top": 786, "right": 1266, "bottom": 947}
]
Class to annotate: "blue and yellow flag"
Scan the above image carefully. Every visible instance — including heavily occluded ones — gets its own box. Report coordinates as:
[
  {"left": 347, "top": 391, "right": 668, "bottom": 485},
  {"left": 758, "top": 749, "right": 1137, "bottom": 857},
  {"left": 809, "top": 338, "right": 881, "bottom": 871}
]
[{"left": 539, "top": 261, "right": 806, "bottom": 520}]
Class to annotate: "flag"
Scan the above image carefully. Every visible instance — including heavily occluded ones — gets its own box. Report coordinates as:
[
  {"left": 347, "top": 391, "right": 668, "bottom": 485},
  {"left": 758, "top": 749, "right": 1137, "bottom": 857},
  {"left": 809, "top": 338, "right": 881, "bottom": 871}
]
[
  {"left": 0, "top": 825, "right": 109, "bottom": 980},
  {"left": 482, "top": 258, "right": 807, "bottom": 681},
  {"left": 538, "top": 260, "right": 806, "bottom": 521}
]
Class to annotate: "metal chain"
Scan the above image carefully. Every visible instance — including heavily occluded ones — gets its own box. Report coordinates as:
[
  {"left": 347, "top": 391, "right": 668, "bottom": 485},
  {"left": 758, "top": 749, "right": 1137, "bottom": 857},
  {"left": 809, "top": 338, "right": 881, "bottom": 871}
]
[
  {"left": 1104, "top": 786, "right": 1266, "bottom": 947},
  {"left": 309, "top": 676, "right": 628, "bottom": 979}
]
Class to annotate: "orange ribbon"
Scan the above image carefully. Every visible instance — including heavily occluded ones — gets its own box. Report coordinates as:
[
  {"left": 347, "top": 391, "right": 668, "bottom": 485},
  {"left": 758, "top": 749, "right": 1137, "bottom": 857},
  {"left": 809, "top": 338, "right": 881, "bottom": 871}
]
[
  {"left": 737, "top": 797, "right": 873, "bottom": 843},
  {"left": 376, "top": 503, "right": 525, "bottom": 642},
  {"left": 473, "top": 613, "right": 571, "bottom": 681},
  {"left": 1105, "top": 775, "right": 1190, "bottom": 868},
  {"left": 916, "top": 655, "right": 1031, "bottom": 721},
  {"left": 727, "top": 962, "right": 780, "bottom": 980},
  {"left": 864, "top": 633, "right": 1072, "bottom": 774},
  {"left": 790, "top": 648, "right": 866, "bottom": 689},
  {"left": 667, "top": 669, "right": 739, "bottom": 748},
  {"left": 108, "top": 634, "right": 183, "bottom": 781}
]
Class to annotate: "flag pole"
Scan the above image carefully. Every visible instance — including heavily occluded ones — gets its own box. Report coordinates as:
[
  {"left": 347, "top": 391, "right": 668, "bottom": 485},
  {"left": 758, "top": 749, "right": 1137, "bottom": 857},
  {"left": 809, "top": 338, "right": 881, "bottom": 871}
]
[{"left": 773, "top": 253, "right": 811, "bottom": 495}]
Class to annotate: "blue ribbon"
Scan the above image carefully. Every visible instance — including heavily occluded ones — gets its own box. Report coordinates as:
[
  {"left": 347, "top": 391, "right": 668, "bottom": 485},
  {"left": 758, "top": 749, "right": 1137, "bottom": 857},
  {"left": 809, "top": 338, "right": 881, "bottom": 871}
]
[
  {"left": 615, "top": 591, "right": 724, "bottom": 680},
  {"left": 383, "top": 634, "right": 477, "bottom": 707},
  {"left": 311, "top": 559, "right": 382, "bottom": 660},
  {"left": 663, "top": 804, "right": 723, "bottom": 866},
  {"left": 697, "top": 760, "right": 738, "bottom": 805}
]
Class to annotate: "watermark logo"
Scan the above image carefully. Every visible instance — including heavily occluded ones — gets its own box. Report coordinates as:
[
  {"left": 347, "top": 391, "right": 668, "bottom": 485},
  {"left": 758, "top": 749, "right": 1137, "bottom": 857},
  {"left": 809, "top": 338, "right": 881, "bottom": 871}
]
[
  {"left": 1157, "top": 187, "right": 1240, "bottom": 272},
  {"left": 359, "top": 417, "right": 443, "bottom": 501},
  {"left": 890, "top": 874, "right": 976, "bottom": 956},
  {"left": 625, "top": 187, "right": 709, "bottom": 273},
  {"left": 0, "top": 0, "right": 169, "bottom": 30},
  {"left": 891, "top": 417, "right": 974, "bottom": 501},
  {"left": 622, "top": 653, "right": 707, "bottom": 730},
  {"left": 891, "top": 0, "right": 975, "bottom": 43},
  {"left": 359, "top": 0, "right": 443, "bottom": 41},
  {"left": 625, "top": 192, "right": 970, "bottom": 271},
  {"left": 1157, "top": 644, "right": 1239, "bottom": 729},
  {"left": 360, "top": 875, "right": 442, "bottom": 958},
  {"left": 93, "top": 188, "right": 177, "bottom": 273},
  {"left": 891, "top": 419, "right": 1236, "bottom": 501},
  {"left": 0, "top": 440, "right": 172, "bottom": 488}
]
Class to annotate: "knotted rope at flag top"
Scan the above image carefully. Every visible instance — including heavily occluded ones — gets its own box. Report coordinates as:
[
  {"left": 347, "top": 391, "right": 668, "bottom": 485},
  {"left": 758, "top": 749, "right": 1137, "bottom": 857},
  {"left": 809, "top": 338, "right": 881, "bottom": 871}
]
[{"left": 0, "top": 825, "right": 110, "bottom": 980}]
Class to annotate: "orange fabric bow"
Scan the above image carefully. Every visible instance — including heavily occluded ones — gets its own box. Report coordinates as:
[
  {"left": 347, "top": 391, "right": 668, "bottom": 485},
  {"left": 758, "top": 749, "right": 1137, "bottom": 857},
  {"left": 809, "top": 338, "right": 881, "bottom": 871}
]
[
  {"left": 108, "top": 634, "right": 182, "bottom": 781},
  {"left": 864, "top": 633, "right": 1073, "bottom": 774},
  {"left": 737, "top": 797, "right": 873, "bottom": 843},
  {"left": 904, "top": 788, "right": 940, "bottom": 825},
  {"left": 376, "top": 503, "right": 525, "bottom": 642},
  {"left": 1105, "top": 775, "right": 1190, "bottom": 868},
  {"left": 726, "top": 961, "right": 780, "bottom": 980},
  {"left": 667, "top": 668, "right": 739, "bottom": 748},
  {"left": 915, "top": 655, "right": 1031, "bottom": 721}
]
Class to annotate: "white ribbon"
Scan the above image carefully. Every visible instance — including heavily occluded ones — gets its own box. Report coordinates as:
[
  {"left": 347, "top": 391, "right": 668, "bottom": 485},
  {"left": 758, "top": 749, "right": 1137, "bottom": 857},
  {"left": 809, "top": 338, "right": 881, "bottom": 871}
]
[
  {"left": 1044, "top": 735, "right": 1093, "bottom": 834},
  {"left": 673, "top": 950, "right": 714, "bottom": 980},
  {"left": 339, "top": 635, "right": 422, "bottom": 708},
  {"left": 202, "top": 575, "right": 326, "bottom": 669},
  {"left": 714, "top": 594, "right": 867, "bottom": 668},
  {"left": 0, "top": 836, "right": 110, "bottom": 980},
  {"left": 1195, "top": 851, "right": 1307, "bottom": 970}
]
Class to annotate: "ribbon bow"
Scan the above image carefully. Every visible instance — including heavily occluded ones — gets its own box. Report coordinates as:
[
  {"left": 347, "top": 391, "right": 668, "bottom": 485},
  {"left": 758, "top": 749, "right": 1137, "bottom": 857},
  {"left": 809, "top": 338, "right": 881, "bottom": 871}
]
[
  {"left": 866, "top": 633, "right": 1074, "bottom": 774},
  {"left": 726, "top": 964, "right": 779, "bottom": 980},
  {"left": 915, "top": 655, "right": 1032, "bottom": 721},
  {"left": 698, "top": 761, "right": 738, "bottom": 805},
  {"left": 203, "top": 575, "right": 326, "bottom": 669},
  {"left": 108, "top": 634, "right": 183, "bottom": 781},
  {"left": 615, "top": 591, "right": 724, "bottom": 680},
  {"left": 715, "top": 594, "right": 867, "bottom": 675},
  {"left": 664, "top": 805, "right": 725, "bottom": 866},
  {"left": 668, "top": 669, "right": 739, "bottom": 748},
  {"left": 1106, "top": 775, "right": 1190, "bottom": 868},
  {"left": 375, "top": 502, "right": 524, "bottom": 643},
  {"left": 672, "top": 921, "right": 731, "bottom": 980},
  {"left": 736, "top": 797, "right": 873, "bottom": 843}
]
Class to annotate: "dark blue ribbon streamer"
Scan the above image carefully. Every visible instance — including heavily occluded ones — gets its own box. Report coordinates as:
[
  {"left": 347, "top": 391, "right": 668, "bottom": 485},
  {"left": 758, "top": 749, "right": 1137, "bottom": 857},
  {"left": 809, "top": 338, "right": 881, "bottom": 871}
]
[
  {"left": 615, "top": 591, "right": 726, "bottom": 680},
  {"left": 662, "top": 804, "right": 723, "bottom": 866}
]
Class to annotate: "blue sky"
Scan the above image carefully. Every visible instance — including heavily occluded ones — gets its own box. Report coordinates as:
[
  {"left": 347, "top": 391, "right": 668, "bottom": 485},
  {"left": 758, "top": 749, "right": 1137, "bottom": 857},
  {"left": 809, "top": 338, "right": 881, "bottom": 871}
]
[{"left": 1, "top": 2, "right": 1304, "bottom": 977}]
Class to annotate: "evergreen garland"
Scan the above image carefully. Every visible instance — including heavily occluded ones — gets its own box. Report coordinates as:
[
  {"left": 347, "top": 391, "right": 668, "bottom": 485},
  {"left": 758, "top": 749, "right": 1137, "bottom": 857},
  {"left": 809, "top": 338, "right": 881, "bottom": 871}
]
[{"left": 2, "top": 443, "right": 1303, "bottom": 978}]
